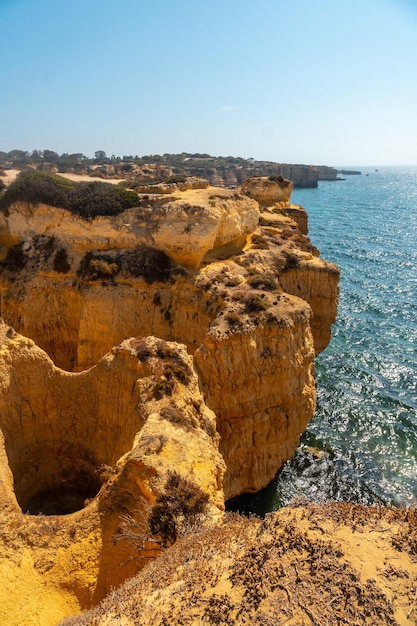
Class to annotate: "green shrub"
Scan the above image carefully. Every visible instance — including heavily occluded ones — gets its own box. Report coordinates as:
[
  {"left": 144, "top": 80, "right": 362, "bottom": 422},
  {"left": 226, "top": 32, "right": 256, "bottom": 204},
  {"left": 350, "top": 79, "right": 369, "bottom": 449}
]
[
  {"left": 284, "top": 253, "right": 300, "bottom": 270},
  {"left": 132, "top": 338, "right": 153, "bottom": 361},
  {"left": 121, "top": 245, "right": 185, "bottom": 284},
  {"left": 0, "top": 170, "right": 138, "bottom": 219},
  {"left": 225, "top": 311, "right": 242, "bottom": 327},
  {"left": 250, "top": 234, "right": 269, "bottom": 249},
  {"left": 153, "top": 361, "right": 192, "bottom": 400},
  {"left": 0, "top": 170, "right": 74, "bottom": 213},
  {"left": 244, "top": 294, "right": 269, "bottom": 313},
  {"left": 70, "top": 181, "right": 138, "bottom": 218},
  {"left": 160, "top": 406, "right": 182, "bottom": 423},
  {"left": 153, "top": 377, "right": 175, "bottom": 400}
]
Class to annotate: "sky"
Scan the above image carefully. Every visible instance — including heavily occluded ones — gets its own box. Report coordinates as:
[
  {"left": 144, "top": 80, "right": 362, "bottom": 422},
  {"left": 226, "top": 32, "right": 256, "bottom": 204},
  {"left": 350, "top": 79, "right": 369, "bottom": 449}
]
[{"left": 1, "top": 0, "right": 417, "bottom": 166}]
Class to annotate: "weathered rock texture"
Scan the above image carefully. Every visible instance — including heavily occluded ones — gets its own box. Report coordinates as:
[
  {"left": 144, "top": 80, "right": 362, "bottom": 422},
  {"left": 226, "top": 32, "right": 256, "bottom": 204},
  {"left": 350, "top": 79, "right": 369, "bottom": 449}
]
[
  {"left": 61, "top": 503, "right": 417, "bottom": 626},
  {"left": 241, "top": 175, "right": 293, "bottom": 205},
  {"left": 182, "top": 162, "right": 321, "bottom": 188},
  {"left": 0, "top": 187, "right": 260, "bottom": 270},
  {"left": 0, "top": 324, "right": 224, "bottom": 625},
  {"left": 134, "top": 176, "right": 208, "bottom": 194},
  {"left": 0, "top": 177, "right": 340, "bottom": 624},
  {"left": 0, "top": 181, "right": 339, "bottom": 499}
]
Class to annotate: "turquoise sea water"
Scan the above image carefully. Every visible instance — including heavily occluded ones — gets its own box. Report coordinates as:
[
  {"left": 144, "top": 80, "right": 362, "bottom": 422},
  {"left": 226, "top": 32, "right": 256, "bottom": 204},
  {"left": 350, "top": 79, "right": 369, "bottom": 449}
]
[{"left": 229, "top": 166, "right": 417, "bottom": 514}]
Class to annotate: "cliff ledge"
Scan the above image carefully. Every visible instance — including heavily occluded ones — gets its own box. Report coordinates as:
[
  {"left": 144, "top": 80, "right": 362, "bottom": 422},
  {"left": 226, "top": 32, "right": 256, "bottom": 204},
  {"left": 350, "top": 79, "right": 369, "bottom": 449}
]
[{"left": 0, "top": 175, "right": 340, "bottom": 625}]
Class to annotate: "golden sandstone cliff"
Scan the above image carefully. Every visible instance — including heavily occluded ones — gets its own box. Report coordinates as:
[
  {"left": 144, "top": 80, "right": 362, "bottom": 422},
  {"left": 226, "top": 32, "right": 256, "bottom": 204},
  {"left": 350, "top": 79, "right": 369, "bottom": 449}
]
[{"left": 0, "top": 174, "right": 341, "bottom": 625}]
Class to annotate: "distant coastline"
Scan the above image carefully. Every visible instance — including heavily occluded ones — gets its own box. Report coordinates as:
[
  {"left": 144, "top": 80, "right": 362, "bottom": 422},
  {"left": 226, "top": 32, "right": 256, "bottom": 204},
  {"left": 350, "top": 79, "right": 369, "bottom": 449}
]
[{"left": 0, "top": 149, "right": 360, "bottom": 190}]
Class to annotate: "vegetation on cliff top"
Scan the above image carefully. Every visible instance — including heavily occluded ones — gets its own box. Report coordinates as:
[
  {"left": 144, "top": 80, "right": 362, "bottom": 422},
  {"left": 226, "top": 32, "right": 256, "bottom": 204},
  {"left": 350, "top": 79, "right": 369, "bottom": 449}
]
[
  {"left": 0, "top": 148, "right": 340, "bottom": 187},
  {"left": 60, "top": 502, "right": 417, "bottom": 625},
  {"left": 0, "top": 170, "right": 138, "bottom": 218}
]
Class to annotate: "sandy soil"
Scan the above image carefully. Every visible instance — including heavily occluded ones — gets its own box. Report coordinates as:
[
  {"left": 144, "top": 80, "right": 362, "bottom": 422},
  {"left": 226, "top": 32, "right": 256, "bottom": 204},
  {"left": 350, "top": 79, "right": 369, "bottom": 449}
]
[
  {"left": 60, "top": 501, "right": 417, "bottom": 626},
  {"left": 0, "top": 169, "right": 126, "bottom": 186},
  {"left": 0, "top": 168, "right": 20, "bottom": 184},
  {"left": 54, "top": 173, "right": 126, "bottom": 185}
]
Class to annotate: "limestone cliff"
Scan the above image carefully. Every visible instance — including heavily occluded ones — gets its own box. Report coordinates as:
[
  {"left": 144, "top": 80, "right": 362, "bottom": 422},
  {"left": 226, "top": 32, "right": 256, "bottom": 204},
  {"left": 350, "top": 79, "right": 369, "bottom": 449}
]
[
  {"left": 315, "top": 164, "right": 339, "bottom": 180},
  {"left": 0, "top": 324, "right": 224, "bottom": 624},
  {"left": 240, "top": 175, "right": 293, "bottom": 205},
  {"left": 187, "top": 162, "right": 320, "bottom": 188},
  {"left": 0, "top": 176, "right": 340, "bottom": 624},
  {"left": 0, "top": 179, "right": 339, "bottom": 500}
]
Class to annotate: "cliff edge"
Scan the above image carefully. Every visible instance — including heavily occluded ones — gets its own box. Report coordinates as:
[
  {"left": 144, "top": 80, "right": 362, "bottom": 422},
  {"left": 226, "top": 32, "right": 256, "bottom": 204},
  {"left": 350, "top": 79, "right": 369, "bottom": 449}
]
[
  {"left": 0, "top": 174, "right": 340, "bottom": 625},
  {"left": 61, "top": 503, "right": 417, "bottom": 626}
]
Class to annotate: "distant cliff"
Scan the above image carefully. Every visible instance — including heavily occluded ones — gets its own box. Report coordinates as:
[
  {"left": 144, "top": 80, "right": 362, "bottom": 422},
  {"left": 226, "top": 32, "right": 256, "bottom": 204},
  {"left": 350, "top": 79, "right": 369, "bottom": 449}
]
[
  {"left": 0, "top": 151, "right": 345, "bottom": 188},
  {"left": 338, "top": 169, "right": 362, "bottom": 175},
  {"left": 181, "top": 160, "right": 322, "bottom": 188}
]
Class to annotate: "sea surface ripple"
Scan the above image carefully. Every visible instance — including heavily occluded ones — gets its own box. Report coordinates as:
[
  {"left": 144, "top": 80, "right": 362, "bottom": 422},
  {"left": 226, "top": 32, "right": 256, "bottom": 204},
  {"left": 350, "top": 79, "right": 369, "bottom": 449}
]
[{"left": 229, "top": 166, "right": 417, "bottom": 514}]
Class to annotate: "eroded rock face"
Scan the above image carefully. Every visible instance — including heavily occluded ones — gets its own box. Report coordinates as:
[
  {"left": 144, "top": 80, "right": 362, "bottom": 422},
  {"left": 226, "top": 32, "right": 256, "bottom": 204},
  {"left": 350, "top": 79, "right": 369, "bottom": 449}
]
[
  {"left": 0, "top": 183, "right": 339, "bottom": 498},
  {"left": 134, "top": 176, "right": 208, "bottom": 194},
  {"left": 0, "top": 178, "right": 339, "bottom": 624},
  {"left": 0, "top": 323, "right": 224, "bottom": 624},
  {"left": 195, "top": 301, "right": 316, "bottom": 496},
  {"left": 241, "top": 175, "right": 293, "bottom": 205},
  {"left": 2, "top": 186, "right": 259, "bottom": 270},
  {"left": 150, "top": 188, "right": 259, "bottom": 268}
]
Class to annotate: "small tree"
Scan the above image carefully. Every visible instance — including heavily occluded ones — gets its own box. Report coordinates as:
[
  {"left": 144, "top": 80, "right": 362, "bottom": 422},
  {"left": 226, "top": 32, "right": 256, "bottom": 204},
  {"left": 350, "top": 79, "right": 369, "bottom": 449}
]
[
  {"left": 94, "top": 150, "right": 107, "bottom": 162},
  {"left": 42, "top": 149, "right": 59, "bottom": 162}
]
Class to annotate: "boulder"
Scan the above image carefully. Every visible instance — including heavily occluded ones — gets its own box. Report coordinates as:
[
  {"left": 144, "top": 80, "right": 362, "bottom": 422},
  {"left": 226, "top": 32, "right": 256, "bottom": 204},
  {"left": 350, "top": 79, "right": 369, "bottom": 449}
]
[{"left": 240, "top": 175, "right": 293, "bottom": 205}]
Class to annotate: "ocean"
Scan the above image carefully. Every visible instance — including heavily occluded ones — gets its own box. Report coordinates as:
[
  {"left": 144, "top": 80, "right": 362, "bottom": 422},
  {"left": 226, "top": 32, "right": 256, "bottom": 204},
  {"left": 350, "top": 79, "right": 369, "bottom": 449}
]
[{"left": 228, "top": 166, "right": 417, "bottom": 514}]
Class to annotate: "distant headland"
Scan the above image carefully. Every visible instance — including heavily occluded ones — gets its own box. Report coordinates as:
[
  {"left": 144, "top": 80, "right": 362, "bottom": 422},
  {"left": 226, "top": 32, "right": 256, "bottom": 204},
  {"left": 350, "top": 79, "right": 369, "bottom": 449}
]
[{"left": 0, "top": 149, "right": 360, "bottom": 190}]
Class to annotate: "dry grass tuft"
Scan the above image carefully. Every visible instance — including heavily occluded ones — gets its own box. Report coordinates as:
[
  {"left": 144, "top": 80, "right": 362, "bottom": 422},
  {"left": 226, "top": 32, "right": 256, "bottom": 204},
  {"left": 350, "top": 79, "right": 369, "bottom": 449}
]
[{"left": 60, "top": 503, "right": 417, "bottom": 625}]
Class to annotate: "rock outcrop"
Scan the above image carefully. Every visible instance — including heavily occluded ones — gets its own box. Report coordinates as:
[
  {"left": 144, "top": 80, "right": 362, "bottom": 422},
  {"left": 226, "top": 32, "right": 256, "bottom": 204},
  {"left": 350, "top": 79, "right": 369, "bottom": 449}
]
[
  {"left": 315, "top": 165, "right": 339, "bottom": 180},
  {"left": 188, "top": 162, "right": 320, "bottom": 188},
  {"left": 0, "top": 324, "right": 224, "bottom": 624},
  {"left": 240, "top": 175, "right": 293, "bottom": 205},
  {"left": 134, "top": 176, "right": 208, "bottom": 194},
  {"left": 0, "top": 187, "right": 260, "bottom": 270},
  {"left": 0, "top": 176, "right": 340, "bottom": 624},
  {"left": 0, "top": 181, "right": 339, "bottom": 498}
]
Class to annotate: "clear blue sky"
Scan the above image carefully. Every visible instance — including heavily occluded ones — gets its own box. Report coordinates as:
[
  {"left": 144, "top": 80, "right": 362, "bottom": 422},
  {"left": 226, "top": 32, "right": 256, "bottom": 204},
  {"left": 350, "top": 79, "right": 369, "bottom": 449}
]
[{"left": 1, "top": 0, "right": 417, "bottom": 166}]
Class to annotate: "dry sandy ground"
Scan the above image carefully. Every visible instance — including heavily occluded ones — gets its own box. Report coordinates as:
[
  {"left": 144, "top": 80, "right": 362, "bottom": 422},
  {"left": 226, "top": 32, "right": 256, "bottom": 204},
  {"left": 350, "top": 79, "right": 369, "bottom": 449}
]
[
  {"left": 61, "top": 502, "right": 417, "bottom": 626},
  {"left": 0, "top": 168, "right": 20, "bottom": 184},
  {"left": 0, "top": 169, "right": 126, "bottom": 185},
  {"left": 53, "top": 172, "right": 126, "bottom": 184}
]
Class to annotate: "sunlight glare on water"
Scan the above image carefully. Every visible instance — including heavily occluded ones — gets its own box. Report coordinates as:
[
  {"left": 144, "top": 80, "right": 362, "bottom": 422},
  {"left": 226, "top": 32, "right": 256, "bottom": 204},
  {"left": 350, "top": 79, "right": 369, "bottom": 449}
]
[{"left": 228, "top": 166, "right": 417, "bottom": 515}]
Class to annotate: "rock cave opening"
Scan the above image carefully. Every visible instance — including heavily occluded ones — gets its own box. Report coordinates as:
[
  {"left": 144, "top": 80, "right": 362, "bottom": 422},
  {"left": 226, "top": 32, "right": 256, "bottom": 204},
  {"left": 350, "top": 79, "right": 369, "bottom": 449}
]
[
  {"left": 9, "top": 442, "right": 105, "bottom": 516},
  {"left": 0, "top": 336, "right": 143, "bottom": 518},
  {"left": 24, "top": 480, "right": 101, "bottom": 516}
]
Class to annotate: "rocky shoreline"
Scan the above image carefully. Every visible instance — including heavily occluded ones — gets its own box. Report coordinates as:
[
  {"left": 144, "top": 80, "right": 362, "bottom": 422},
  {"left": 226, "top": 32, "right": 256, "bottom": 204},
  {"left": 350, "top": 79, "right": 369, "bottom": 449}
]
[{"left": 1, "top": 172, "right": 413, "bottom": 626}]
